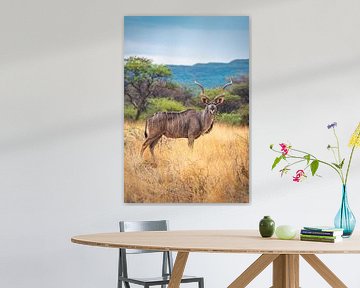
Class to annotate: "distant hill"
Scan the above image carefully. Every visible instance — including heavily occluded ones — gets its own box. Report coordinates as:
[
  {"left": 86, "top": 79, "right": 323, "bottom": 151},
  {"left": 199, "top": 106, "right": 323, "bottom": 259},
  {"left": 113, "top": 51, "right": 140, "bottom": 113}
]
[{"left": 167, "top": 59, "right": 249, "bottom": 89}]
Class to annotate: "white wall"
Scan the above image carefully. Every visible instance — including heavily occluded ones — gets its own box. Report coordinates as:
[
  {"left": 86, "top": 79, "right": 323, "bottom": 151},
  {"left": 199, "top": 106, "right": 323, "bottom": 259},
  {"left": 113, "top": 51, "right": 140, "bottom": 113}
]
[{"left": 1, "top": 0, "right": 360, "bottom": 287}]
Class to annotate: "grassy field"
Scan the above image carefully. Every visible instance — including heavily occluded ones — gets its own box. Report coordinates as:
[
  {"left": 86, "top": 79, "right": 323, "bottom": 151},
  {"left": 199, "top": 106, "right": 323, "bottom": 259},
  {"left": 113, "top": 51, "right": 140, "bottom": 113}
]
[{"left": 124, "top": 121, "right": 249, "bottom": 203}]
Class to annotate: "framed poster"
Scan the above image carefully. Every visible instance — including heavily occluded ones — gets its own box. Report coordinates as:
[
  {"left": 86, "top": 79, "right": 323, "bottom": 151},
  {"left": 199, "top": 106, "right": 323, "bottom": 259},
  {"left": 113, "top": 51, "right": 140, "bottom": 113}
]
[{"left": 124, "top": 16, "right": 249, "bottom": 203}]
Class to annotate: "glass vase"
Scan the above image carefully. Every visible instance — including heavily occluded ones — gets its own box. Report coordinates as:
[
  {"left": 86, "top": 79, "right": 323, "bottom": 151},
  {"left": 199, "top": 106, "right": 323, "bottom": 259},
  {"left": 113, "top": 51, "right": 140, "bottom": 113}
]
[
  {"left": 259, "top": 216, "right": 275, "bottom": 238},
  {"left": 334, "top": 185, "right": 356, "bottom": 237}
]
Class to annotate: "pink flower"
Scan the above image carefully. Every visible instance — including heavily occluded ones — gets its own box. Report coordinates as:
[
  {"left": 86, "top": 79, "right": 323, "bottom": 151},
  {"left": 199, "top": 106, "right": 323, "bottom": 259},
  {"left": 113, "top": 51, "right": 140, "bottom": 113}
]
[
  {"left": 293, "top": 170, "right": 306, "bottom": 182},
  {"left": 279, "top": 143, "right": 289, "bottom": 155}
]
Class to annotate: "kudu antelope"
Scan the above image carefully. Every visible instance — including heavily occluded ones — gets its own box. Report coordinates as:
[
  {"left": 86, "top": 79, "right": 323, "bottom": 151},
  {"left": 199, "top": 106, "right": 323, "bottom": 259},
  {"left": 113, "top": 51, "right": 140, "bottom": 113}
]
[{"left": 141, "top": 80, "right": 233, "bottom": 159}]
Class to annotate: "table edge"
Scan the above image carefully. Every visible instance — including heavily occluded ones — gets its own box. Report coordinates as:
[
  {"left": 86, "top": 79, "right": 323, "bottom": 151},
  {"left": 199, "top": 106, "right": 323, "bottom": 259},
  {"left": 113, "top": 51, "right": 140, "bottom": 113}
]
[{"left": 71, "top": 236, "right": 360, "bottom": 255}]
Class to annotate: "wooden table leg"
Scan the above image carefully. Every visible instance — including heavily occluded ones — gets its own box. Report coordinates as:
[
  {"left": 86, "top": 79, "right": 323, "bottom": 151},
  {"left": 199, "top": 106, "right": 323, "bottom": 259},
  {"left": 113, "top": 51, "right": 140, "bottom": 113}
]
[
  {"left": 301, "top": 254, "right": 347, "bottom": 288},
  {"left": 228, "top": 254, "right": 279, "bottom": 288},
  {"left": 272, "top": 254, "right": 299, "bottom": 288},
  {"left": 168, "top": 252, "right": 189, "bottom": 288}
]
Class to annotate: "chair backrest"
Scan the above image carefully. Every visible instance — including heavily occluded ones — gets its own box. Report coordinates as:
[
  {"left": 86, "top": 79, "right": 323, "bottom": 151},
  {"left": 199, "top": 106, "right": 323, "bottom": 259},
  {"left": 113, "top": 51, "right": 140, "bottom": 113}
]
[
  {"left": 118, "top": 220, "right": 173, "bottom": 282},
  {"left": 119, "top": 220, "right": 169, "bottom": 254}
]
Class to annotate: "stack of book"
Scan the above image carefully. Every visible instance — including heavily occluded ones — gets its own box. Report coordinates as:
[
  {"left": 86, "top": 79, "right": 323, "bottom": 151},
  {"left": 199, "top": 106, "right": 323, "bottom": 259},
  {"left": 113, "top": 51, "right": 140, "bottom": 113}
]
[{"left": 300, "top": 226, "right": 344, "bottom": 243}]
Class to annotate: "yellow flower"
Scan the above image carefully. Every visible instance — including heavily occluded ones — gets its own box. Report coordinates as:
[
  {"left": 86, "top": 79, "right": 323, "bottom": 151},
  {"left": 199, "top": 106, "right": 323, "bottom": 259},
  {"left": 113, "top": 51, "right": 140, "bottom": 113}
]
[{"left": 349, "top": 122, "right": 360, "bottom": 147}]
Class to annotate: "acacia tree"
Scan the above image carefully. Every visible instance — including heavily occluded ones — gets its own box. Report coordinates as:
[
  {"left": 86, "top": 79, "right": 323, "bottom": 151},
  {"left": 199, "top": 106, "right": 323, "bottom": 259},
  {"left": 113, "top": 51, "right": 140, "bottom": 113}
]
[
  {"left": 230, "top": 75, "right": 249, "bottom": 105},
  {"left": 154, "top": 82, "right": 193, "bottom": 106},
  {"left": 124, "top": 56, "right": 172, "bottom": 120}
]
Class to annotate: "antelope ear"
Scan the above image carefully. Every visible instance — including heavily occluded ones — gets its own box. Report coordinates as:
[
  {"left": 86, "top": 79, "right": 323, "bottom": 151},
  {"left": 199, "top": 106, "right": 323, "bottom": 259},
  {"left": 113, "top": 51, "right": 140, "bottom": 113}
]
[
  {"left": 201, "top": 95, "right": 210, "bottom": 104},
  {"left": 214, "top": 95, "right": 225, "bottom": 105}
]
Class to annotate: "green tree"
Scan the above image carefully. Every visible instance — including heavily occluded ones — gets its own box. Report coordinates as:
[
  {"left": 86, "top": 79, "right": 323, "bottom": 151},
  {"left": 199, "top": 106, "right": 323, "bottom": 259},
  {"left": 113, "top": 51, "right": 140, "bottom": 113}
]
[
  {"left": 154, "top": 82, "right": 193, "bottom": 106},
  {"left": 230, "top": 75, "right": 249, "bottom": 105},
  {"left": 124, "top": 56, "right": 172, "bottom": 120}
]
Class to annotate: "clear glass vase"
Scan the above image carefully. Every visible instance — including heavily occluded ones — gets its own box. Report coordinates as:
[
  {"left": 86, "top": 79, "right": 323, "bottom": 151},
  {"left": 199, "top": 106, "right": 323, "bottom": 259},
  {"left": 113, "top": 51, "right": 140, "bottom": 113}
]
[{"left": 334, "top": 185, "right": 356, "bottom": 237}]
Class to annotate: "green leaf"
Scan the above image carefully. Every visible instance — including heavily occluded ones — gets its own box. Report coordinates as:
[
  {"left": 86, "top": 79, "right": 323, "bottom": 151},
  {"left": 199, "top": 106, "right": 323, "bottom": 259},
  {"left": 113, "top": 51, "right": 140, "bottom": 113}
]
[
  {"left": 339, "top": 158, "right": 345, "bottom": 169},
  {"left": 270, "top": 144, "right": 274, "bottom": 149},
  {"left": 271, "top": 156, "right": 282, "bottom": 170},
  {"left": 332, "top": 159, "right": 345, "bottom": 169},
  {"left": 304, "top": 154, "right": 311, "bottom": 164},
  {"left": 310, "top": 160, "right": 319, "bottom": 176},
  {"left": 332, "top": 163, "right": 341, "bottom": 169},
  {"left": 280, "top": 167, "right": 290, "bottom": 177}
]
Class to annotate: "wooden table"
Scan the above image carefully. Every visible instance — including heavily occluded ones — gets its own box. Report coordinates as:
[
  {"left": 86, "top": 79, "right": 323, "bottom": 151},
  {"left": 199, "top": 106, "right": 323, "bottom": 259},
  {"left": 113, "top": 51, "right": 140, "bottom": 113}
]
[{"left": 71, "top": 230, "right": 360, "bottom": 288}]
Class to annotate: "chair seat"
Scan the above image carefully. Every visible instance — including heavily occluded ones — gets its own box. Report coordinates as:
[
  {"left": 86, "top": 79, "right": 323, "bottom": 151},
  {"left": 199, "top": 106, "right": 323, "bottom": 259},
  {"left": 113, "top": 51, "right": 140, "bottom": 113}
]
[{"left": 119, "top": 275, "right": 203, "bottom": 286}]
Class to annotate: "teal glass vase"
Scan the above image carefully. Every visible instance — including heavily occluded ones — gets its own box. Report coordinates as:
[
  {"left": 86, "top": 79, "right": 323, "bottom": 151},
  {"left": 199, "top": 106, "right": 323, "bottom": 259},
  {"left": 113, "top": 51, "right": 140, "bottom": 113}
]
[{"left": 334, "top": 185, "right": 356, "bottom": 237}]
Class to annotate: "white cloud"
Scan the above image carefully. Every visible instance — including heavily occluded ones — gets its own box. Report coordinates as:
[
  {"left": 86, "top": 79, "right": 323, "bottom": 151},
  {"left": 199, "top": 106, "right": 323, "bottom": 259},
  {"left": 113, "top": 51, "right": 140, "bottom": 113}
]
[{"left": 124, "top": 26, "right": 248, "bottom": 65}]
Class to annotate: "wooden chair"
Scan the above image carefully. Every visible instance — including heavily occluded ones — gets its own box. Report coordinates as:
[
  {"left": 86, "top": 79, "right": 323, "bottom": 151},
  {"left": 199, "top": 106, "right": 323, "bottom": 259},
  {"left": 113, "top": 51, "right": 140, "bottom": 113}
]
[{"left": 118, "top": 220, "right": 204, "bottom": 288}]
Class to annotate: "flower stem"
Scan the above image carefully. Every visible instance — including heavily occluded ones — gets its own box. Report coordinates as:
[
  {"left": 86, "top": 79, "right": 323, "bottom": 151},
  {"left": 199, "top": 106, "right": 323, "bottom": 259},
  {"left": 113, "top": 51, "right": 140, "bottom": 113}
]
[
  {"left": 333, "top": 128, "right": 342, "bottom": 163},
  {"left": 284, "top": 159, "right": 306, "bottom": 169},
  {"left": 332, "top": 128, "right": 345, "bottom": 181},
  {"left": 291, "top": 148, "right": 317, "bottom": 159},
  {"left": 330, "top": 148, "right": 338, "bottom": 164},
  {"left": 281, "top": 147, "right": 344, "bottom": 183},
  {"left": 281, "top": 154, "right": 343, "bottom": 182},
  {"left": 271, "top": 148, "right": 340, "bottom": 174},
  {"left": 345, "top": 146, "right": 356, "bottom": 185}
]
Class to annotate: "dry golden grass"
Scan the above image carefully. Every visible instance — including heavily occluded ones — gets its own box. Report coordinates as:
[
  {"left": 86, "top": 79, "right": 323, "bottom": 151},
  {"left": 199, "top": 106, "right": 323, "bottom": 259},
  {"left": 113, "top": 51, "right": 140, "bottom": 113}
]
[{"left": 124, "top": 121, "right": 249, "bottom": 203}]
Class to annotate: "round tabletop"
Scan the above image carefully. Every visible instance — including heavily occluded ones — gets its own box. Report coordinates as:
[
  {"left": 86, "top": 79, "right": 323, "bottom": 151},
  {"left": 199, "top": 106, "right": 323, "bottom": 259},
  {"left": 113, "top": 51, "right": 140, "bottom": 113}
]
[{"left": 71, "top": 230, "right": 360, "bottom": 254}]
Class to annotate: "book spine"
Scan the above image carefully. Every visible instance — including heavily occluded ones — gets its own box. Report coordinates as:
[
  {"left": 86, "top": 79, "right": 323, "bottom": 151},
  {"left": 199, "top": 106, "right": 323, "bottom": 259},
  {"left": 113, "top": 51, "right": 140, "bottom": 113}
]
[
  {"left": 300, "top": 237, "right": 337, "bottom": 243},
  {"left": 301, "top": 230, "right": 336, "bottom": 236},
  {"left": 300, "top": 234, "right": 337, "bottom": 240}
]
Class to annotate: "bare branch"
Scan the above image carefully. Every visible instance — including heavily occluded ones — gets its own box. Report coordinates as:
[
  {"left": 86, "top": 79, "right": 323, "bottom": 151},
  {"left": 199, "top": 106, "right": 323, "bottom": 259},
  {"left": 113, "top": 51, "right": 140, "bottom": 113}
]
[{"left": 124, "top": 91, "right": 138, "bottom": 108}]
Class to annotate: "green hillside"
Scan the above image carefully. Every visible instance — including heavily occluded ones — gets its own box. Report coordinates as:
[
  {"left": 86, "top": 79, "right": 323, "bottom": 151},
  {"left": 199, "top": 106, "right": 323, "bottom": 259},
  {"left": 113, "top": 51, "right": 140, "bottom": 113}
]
[{"left": 168, "top": 59, "right": 249, "bottom": 88}]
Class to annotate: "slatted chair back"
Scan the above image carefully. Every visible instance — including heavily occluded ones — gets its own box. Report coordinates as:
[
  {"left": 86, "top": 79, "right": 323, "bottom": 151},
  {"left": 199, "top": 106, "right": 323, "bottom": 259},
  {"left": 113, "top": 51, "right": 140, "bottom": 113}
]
[{"left": 118, "top": 220, "right": 173, "bottom": 288}]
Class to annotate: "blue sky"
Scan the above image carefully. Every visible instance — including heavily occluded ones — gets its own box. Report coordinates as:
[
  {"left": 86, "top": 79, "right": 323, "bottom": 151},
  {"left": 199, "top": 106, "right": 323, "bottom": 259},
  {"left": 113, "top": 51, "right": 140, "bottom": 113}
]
[{"left": 124, "top": 16, "right": 249, "bottom": 65}]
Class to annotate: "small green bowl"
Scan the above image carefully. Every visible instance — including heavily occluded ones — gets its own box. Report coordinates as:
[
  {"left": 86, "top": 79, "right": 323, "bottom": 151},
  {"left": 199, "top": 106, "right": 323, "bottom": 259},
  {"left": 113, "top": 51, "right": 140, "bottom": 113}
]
[{"left": 275, "top": 225, "right": 297, "bottom": 240}]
